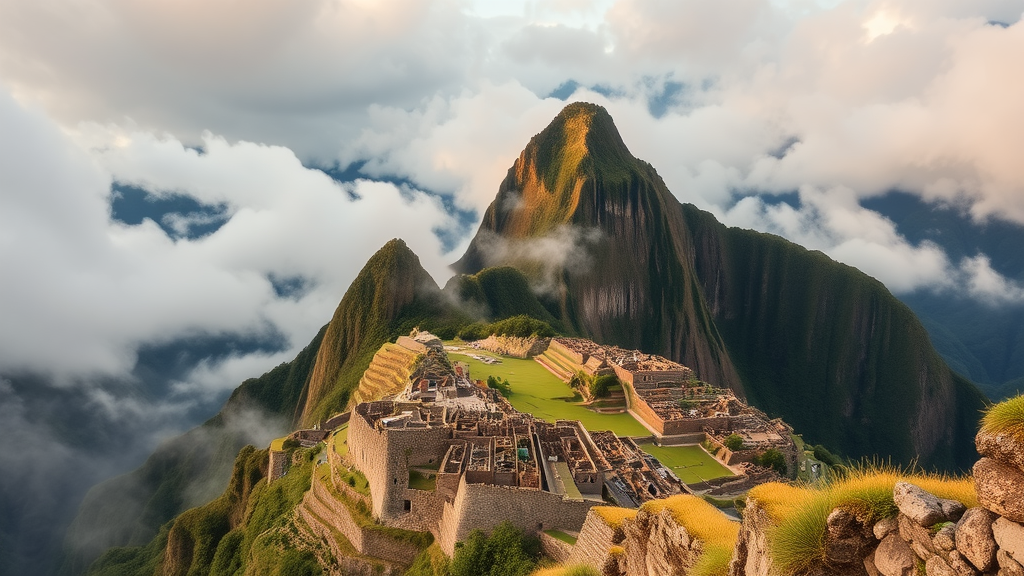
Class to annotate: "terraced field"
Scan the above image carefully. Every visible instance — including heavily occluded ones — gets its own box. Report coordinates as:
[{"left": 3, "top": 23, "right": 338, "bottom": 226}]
[{"left": 351, "top": 342, "right": 420, "bottom": 406}]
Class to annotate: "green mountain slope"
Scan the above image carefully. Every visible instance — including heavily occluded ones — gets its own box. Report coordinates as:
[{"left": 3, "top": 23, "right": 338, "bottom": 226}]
[
  {"left": 298, "top": 239, "right": 468, "bottom": 425},
  {"left": 682, "top": 205, "right": 986, "bottom": 470},
  {"left": 456, "top": 102, "right": 986, "bottom": 470},
  {"left": 62, "top": 240, "right": 463, "bottom": 575}
]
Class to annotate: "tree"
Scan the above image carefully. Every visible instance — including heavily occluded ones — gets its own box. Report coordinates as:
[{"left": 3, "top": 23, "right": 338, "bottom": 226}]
[
  {"left": 755, "top": 448, "right": 787, "bottom": 475},
  {"left": 724, "top": 434, "right": 745, "bottom": 451},
  {"left": 589, "top": 375, "right": 617, "bottom": 399},
  {"left": 449, "top": 522, "right": 539, "bottom": 576}
]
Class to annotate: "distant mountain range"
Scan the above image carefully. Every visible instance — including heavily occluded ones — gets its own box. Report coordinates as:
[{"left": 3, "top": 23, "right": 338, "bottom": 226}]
[
  {"left": 863, "top": 192, "right": 1024, "bottom": 401},
  {"left": 64, "top": 102, "right": 989, "bottom": 575}
]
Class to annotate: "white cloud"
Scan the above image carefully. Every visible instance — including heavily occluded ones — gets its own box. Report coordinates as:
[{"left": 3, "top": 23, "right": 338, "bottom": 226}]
[{"left": 0, "top": 88, "right": 458, "bottom": 386}]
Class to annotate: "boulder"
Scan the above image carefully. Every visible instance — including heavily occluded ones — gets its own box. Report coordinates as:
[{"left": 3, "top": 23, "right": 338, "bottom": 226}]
[
  {"left": 955, "top": 507, "right": 998, "bottom": 572},
  {"left": 976, "top": 429, "right": 1024, "bottom": 474},
  {"left": 875, "top": 534, "right": 918, "bottom": 576},
  {"left": 933, "top": 523, "right": 957, "bottom": 552},
  {"left": 865, "top": 550, "right": 882, "bottom": 576},
  {"left": 875, "top": 518, "right": 899, "bottom": 540},
  {"left": 946, "top": 551, "right": 979, "bottom": 576},
  {"left": 941, "top": 500, "right": 967, "bottom": 523},
  {"left": 997, "top": 549, "right": 1024, "bottom": 576},
  {"left": 894, "top": 482, "right": 948, "bottom": 527},
  {"left": 974, "top": 458, "right": 1024, "bottom": 523},
  {"left": 900, "top": 514, "right": 937, "bottom": 558},
  {"left": 925, "top": 555, "right": 956, "bottom": 576},
  {"left": 993, "top": 517, "right": 1024, "bottom": 563}
]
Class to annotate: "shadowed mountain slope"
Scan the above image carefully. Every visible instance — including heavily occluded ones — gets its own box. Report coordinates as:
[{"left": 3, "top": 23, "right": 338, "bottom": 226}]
[{"left": 455, "top": 102, "right": 985, "bottom": 470}]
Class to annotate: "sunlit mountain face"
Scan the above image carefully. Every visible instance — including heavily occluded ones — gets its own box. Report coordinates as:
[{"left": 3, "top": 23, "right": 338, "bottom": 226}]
[{"left": 1, "top": 1, "right": 1023, "bottom": 574}]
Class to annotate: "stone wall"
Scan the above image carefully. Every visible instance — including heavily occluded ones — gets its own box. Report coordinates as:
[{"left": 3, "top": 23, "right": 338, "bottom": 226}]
[
  {"left": 567, "top": 509, "right": 620, "bottom": 572},
  {"left": 348, "top": 402, "right": 452, "bottom": 520},
  {"left": 268, "top": 449, "right": 289, "bottom": 483},
  {"left": 478, "top": 335, "right": 550, "bottom": 358},
  {"left": 539, "top": 531, "right": 574, "bottom": 564},
  {"left": 301, "top": 469, "right": 424, "bottom": 565},
  {"left": 435, "top": 477, "right": 597, "bottom": 555}
]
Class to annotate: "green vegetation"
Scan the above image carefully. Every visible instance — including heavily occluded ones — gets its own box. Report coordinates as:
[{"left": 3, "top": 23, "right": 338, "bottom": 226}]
[
  {"left": 405, "top": 544, "right": 451, "bottom": 576},
  {"left": 812, "top": 445, "right": 842, "bottom": 468},
  {"left": 754, "top": 448, "right": 787, "bottom": 475},
  {"left": 444, "top": 266, "right": 562, "bottom": 330},
  {"left": 487, "top": 375, "right": 513, "bottom": 397},
  {"left": 723, "top": 434, "right": 744, "bottom": 451},
  {"left": 543, "top": 530, "right": 577, "bottom": 545},
  {"left": 682, "top": 203, "right": 987, "bottom": 471},
  {"left": 87, "top": 445, "right": 319, "bottom": 576},
  {"left": 64, "top": 327, "right": 329, "bottom": 576},
  {"left": 449, "top": 351, "right": 648, "bottom": 436},
  {"left": 636, "top": 443, "right": 734, "bottom": 485},
  {"left": 450, "top": 522, "right": 541, "bottom": 576},
  {"left": 980, "top": 393, "right": 1024, "bottom": 439},
  {"left": 588, "top": 375, "right": 617, "bottom": 399},
  {"left": 751, "top": 464, "right": 976, "bottom": 574},
  {"left": 331, "top": 425, "right": 349, "bottom": 458},
  {"left": 409, "top": 471, "right": 437, "bottom": 491},
  {"left": 641, "top": 495, "right": 739, "bottom": 576},
  {"left": 458, "top": 315, "right": 557, "bottom": 341}
]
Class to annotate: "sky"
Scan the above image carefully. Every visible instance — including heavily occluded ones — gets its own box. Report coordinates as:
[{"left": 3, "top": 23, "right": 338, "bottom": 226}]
[{"left": 2, "top": 0, "right": 1024, "bottom": 545}]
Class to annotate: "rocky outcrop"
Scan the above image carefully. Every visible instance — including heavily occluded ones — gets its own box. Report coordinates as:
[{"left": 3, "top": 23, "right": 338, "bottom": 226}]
[
  {"left": 615, "top": 506, "right": 703, "bottom": 576},
  {"left": 730, "top": 397, "right": 1024, "bottom": 576}
]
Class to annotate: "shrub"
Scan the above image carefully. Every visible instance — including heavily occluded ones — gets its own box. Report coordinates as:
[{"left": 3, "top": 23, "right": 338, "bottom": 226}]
[
  {"left": 450, "top": 522, "right": 539, "bottom": 576},
  {"left": 487, "top": 376, "right": 512, "bottom": 397},
  {"left": 589, "top": 375, "right": 617, "bottom": 398},
  {"left": 755, "top": 448, "right": 788, "bottom": 475},
  {"left": 723, "top": 434, "right": 744, "bottom": 451}
]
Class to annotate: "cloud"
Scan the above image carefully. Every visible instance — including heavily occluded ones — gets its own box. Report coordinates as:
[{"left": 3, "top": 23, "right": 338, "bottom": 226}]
[
  {"left": 724, "top": 186, "right": 1024, "bottom": 302},
  {"left": 0, "top": 88, "right": 459, "bottom": 385}
]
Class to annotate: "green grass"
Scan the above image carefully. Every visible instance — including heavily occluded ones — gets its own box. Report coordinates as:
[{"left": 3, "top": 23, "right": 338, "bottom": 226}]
[
  {"left": 543, "top": 530, "right": 577, "bottom": 545},
  {"left": 270, "top": 437, "right": 287, "bottom": 451},
  {"left": 981, "top": 394, "right": 1024, "bottom": 439},
  {"left": 332, "top": 425, "right": 349, "bottom": 458},
  {"left": 409, "top": 471, "right": 437, "bottom": 491},
  {"left": 449, "top": 351, "right": 648, "bottom": 436},
  {"left": 637, "top": 443, "right": 734, "bottom": 485}
]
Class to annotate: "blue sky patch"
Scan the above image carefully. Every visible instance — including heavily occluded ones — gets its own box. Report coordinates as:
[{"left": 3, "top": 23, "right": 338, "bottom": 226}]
[{"left": 110, "top": 184, "right": 230, "bottom": 240}]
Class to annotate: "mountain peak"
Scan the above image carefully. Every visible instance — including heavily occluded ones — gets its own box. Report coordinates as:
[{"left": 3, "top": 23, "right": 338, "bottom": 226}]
[{"left": 527, "top": 102, "right": 636, "bottom": 192}]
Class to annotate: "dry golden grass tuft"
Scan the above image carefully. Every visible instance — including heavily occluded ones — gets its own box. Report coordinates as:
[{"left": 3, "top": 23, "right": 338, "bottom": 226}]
[
  {"left": 981, "top": 394, "right": 1024, "bottom": 440},
  {"left": 592, "top": 506, "right": 637, "bottom": 529}
]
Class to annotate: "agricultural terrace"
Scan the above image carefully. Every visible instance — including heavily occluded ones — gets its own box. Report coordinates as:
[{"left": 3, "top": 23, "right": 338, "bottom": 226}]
[
  {"left": 636, "top": 443, "right": 734, "bottom": 484},
  {"left": 447, "top": 350, "right": 649, "bottom": 437}
]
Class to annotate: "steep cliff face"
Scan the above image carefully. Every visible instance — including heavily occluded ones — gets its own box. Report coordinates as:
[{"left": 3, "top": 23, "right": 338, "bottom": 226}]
[
  {"left": 454, "top": 102, "right": 744, "bottom": 395},
  {"left": 455, "top": 101, "right": 985, "bottom": 469},
  {"left": 681, "top": 205, "right": 986, "bottom": 470}
]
